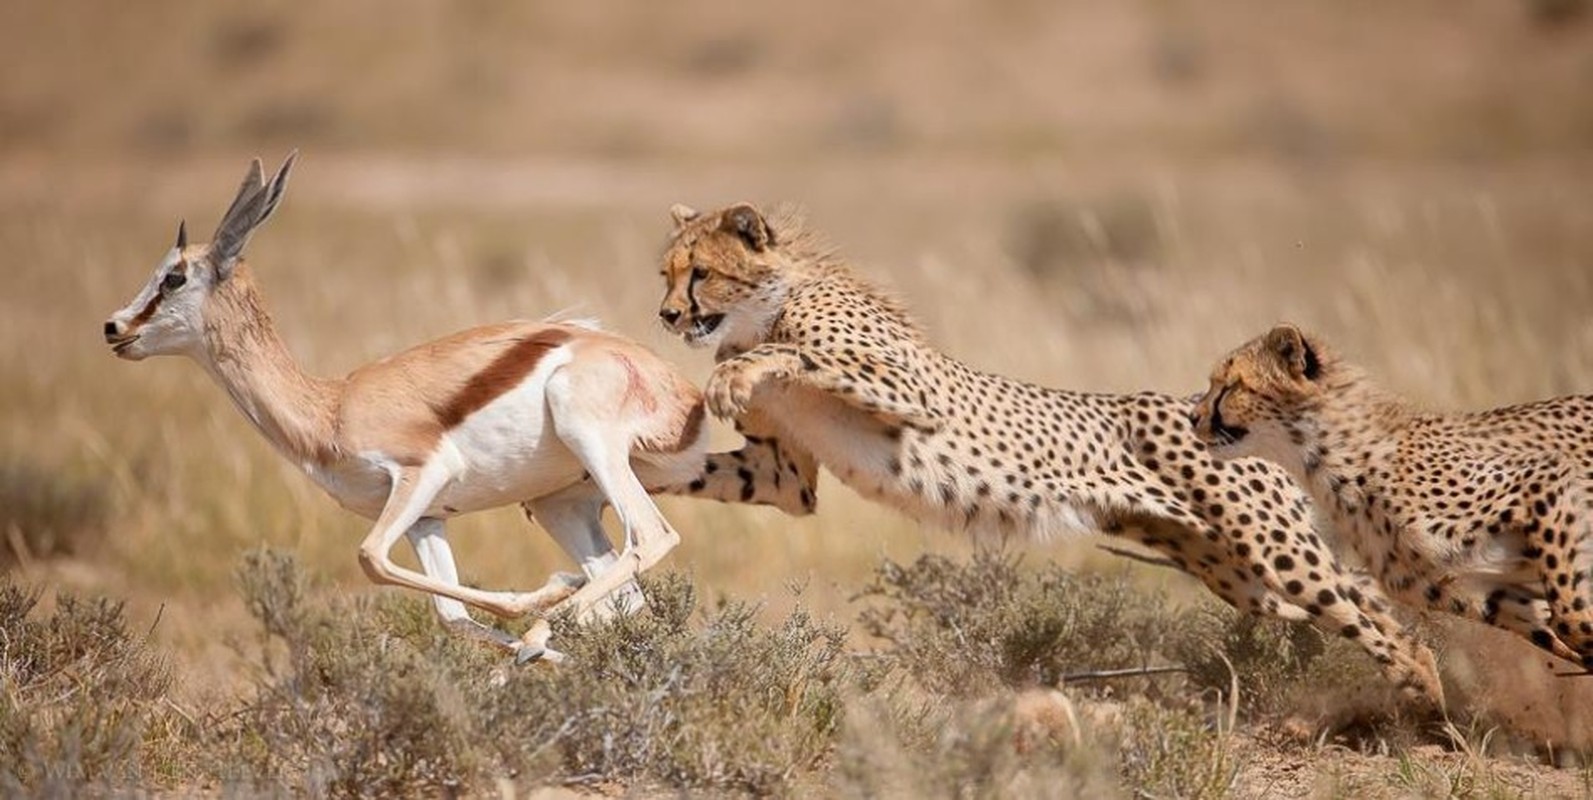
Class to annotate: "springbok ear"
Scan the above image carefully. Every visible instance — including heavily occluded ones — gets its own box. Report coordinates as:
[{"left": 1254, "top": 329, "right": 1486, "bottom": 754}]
[
  {"left": 1265, "top": 323, "right": 1321, "bottom": 381},
  {"left": 175, "top": 219, "right": 187, "bottom": 251},
  {"left": 721, "top": 202, "right": 774, "bottom": 252},
  {"left": 256, "top": 150, "right": 297, "bottom": 227},
  {"left": 211, "top": 151, "right": 296, "bottom": 280},
  {"left": 670, "top": 203, "right": 700, "bottom": 228}
]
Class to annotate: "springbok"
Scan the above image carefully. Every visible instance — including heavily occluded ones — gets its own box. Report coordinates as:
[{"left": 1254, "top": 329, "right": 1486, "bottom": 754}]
[{"left": 102, "top": 153, "right": 706, "bottom": 661}]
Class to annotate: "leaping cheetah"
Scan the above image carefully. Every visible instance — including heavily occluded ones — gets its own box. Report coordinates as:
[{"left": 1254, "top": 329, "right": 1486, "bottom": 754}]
[
  {"left": 1192, "top": 323, "right": 1593, "bottom": 671},
  {"left": 654, "top": 202, "right": 1443, "bottom": 704}
]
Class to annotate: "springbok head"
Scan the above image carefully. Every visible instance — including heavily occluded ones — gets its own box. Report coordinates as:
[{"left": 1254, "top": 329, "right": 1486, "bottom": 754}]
[{"left": 103, "top": 152, "right": 296, "bottom": 360}]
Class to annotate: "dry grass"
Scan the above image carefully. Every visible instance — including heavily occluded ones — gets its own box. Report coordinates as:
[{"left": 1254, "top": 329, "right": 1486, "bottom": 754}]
[
  {"left": 0, "top": 581, "right": 190, "bottom": 795},
  {"left": 216, "top": 550, "right": 859, "bottom": 795},
  {"left": 5, "top": 548, "right": 1591, "bottom": 797},
  {"left": 5, "top": 0, "right": 1593, "bottom": 795},
  {"left": 0, "top": 547, "right": 1326, "bottom": 797},
  {"left": 0, "top": 458, "right": 109, "bottom": 569}
]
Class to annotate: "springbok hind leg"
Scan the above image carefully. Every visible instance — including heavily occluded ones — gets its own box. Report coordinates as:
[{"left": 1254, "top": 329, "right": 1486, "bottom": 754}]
[
  {"left": 537, "top": 373, "right": 682, "bottom": 626},
  {"left": 517, "top": 445, "right": 683, "bottom": 662},
  {"left": 551, "top": 446, "right": 679, "bottom": 623},
  {"left": 523, "top": 485, "right": 647, "bottom": 620}
]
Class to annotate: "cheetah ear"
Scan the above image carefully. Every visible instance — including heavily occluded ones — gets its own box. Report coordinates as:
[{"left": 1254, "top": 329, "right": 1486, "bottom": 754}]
[
  {"left": 1266, "top": 324, "right": 1322, "bottom": 381},
  {"left": 670, "top": 203, "right": 700, "bottom": 228},
  {"left": 721, "top": 202, "right": 775, "bottom": 252}
]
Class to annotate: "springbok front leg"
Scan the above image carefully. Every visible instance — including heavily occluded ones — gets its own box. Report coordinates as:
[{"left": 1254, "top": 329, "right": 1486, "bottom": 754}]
[
  {"left": 358, "top": 462, "right": 567, "bottom": 619},
  {"left": 405, "top": 519, "right": 523, "bottom": 650},
  {"left": 405, "top": 518, "right": 587, "bottom": 651}
]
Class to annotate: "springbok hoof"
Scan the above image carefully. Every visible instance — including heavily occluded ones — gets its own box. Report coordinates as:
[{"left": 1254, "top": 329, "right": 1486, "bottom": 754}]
[
  {"left": 513, "top": 643, "right": 567, "bottom": 666},
  {"left": 514, "top": 617, "right": 559, "bottom": 666}
]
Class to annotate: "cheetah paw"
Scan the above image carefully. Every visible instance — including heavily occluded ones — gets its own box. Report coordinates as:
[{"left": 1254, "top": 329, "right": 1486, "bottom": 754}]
[{"left": 706, "top": 365, "right": 759, "bottom": 419}]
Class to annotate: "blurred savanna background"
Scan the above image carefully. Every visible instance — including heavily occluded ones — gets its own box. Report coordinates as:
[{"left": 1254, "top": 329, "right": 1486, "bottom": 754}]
[{"left": 5, "top": 0, "right": 1593, "bottom": 796}]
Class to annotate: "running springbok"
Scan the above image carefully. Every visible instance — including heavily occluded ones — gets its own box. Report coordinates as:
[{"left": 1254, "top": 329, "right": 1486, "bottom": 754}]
[{"left": 102, "top": 153, "right": 706, "bottom": 661}]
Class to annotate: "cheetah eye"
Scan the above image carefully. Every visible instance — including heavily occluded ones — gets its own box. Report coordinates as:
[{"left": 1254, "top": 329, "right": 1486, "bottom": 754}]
[
  {"left": 691, "top": 265, "right": 709, "bottom": 281},
  {"left": 161, "top": 270, "right": 187, "bottom": 292}
]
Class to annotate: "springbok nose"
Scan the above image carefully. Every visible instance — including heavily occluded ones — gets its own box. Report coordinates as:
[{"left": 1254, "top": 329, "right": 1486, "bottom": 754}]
[
  {"left": 103, "top": 320, "right": 120, "bottom": 340},
  {"left": 659, "top": 308, "right": 682, "bottom": 325},
  {"left": 1186, "top": 410, "right": 1202, "bottom": 429}
]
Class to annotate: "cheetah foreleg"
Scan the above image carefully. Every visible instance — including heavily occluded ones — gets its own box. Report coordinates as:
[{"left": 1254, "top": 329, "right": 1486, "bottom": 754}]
[
  {"left": 1527, "top": 480, "right": 1593, "bottom": 668},
  {"left": 1203, "top": 516, "right": 1445, "bottom": 707},
  {"left": 707, "top": 343, "right": 937, "bottom": 430},
  {"left": 1117, "top": 514, "right": 1442, "bottom": 705}
]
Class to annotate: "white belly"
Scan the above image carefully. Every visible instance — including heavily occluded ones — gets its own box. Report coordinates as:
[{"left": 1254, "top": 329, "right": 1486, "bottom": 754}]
[
  {"left": 305, "top": 355, "right": 593, "bottom": 520},
  {"left": 428, "top": 362, "right": 587, "bottom": 515},
  {"left": 304, "top": 457, "right": 395, "bottom": 519}
]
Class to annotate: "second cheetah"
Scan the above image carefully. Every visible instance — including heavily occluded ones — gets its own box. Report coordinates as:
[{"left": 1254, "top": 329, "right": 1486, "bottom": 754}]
[
  {"left": 1192, "top": 323, "right": 1593, "bottom": 671},
  {"left": 655, "top": 202, "right": 1443, "bottom": 704}
]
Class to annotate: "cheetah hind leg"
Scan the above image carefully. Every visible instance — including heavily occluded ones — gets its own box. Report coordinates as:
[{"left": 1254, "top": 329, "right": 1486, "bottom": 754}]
[
  {"left": 1115, "top": 518, "right": 1312, "bottom": 623},
  {"left": 1119, "top": 516, "right": 1443, "bottom": 708},
  {"left": 654, "top": 414, "right": 820, "bottom": 517},
  {"left": 1415, "top": 578, "right": 1582, "bottom": 669}
]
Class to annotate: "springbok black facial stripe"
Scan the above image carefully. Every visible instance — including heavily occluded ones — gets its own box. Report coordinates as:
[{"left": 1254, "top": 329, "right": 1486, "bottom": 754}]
[
  {"left": 129, "top": 291, "right": 164, "bottom": 327},
  {"left": 130, "top": 263, "right": 189, "bottom": 328}
]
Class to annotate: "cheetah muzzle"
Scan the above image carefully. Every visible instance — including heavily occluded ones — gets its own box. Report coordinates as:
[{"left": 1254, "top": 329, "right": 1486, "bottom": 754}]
[
  {"left": 686, "top": 313, "right": 726, "bottom": 344},
  {"left": 1208, "top": 386, "right": 1249, "bottom": 446}
]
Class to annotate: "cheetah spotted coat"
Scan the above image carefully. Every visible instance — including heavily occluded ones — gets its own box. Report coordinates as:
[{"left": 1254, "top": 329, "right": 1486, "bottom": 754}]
[
  {"left": 656, "top": 204, "right": 1443, "bottom": 704},
  {"left": 1195, "top": 324, "right": 1593, "bottom": 672}
]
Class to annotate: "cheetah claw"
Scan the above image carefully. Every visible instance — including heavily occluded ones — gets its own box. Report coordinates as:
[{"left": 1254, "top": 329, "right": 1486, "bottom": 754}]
[{"left": 705, "top": 372, "right": 754, "bottom": 420}]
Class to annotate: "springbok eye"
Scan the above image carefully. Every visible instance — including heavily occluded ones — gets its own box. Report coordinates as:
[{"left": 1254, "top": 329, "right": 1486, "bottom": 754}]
[{"left": 161, "top": 271, "right": 187, "bottom": 292}]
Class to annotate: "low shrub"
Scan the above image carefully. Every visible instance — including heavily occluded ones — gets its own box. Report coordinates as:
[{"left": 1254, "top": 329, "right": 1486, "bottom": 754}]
[
  {"left": 833, "top": 691, "right": 1122, "bottom": 800},
  {"left": 0, "top": 580, "right": 183, "bottom": 795},
  {"left": 222, "top": 548, "right": 862, "bottom": 796},
  {"left": 854, "top": 550, "right": 1181, "bottom": 695}
]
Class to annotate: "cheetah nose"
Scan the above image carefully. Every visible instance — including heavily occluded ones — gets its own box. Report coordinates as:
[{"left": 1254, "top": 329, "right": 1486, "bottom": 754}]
[{"left": 658, "top": 308, "right": 682, "bottom": 326}]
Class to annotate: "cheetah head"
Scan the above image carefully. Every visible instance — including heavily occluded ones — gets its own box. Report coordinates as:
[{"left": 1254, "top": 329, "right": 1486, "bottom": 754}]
[
  {"left": 657, "top": 202, "right": 787, "bottom": 350},
  {"left": 1190, "top": 324, "right": 1325, "bottom": 466}
]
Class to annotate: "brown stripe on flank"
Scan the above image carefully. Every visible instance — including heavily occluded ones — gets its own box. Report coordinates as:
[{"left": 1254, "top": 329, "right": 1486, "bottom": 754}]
[{"left": 435, "top": 329, "right": 573, "bottom": 429}]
